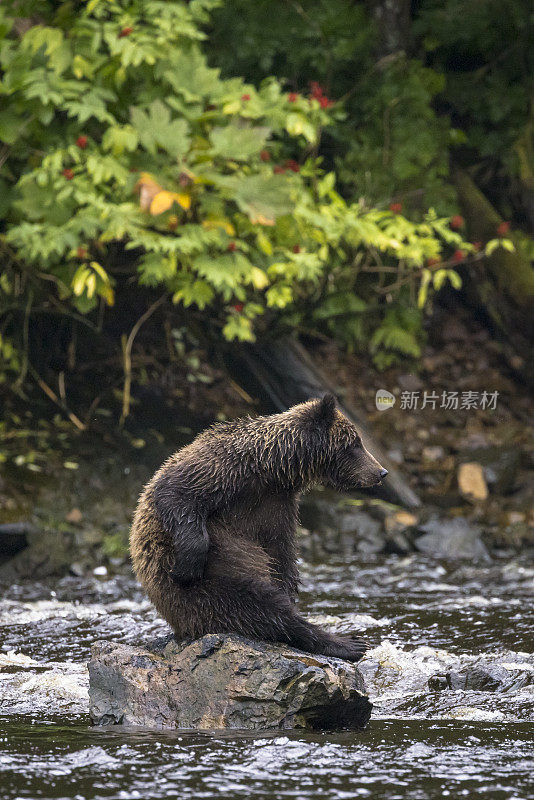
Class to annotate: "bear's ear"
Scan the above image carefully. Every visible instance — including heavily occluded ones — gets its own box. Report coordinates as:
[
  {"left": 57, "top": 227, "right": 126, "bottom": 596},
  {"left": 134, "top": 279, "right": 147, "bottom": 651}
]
[{"left": 312, "top": 393, "right": 336, "bottom": 427}]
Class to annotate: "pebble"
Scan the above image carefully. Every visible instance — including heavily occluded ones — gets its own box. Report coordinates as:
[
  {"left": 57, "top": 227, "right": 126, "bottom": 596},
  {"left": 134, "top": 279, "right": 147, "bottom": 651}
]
[{"left": 458, "top": 462, "right": 489, "bottom": 502}]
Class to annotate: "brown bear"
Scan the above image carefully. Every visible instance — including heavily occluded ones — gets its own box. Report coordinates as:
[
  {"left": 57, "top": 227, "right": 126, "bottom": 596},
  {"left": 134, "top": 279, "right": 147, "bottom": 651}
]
[{"left": 130, "top": 394, "right": 387, "bottom": 662}]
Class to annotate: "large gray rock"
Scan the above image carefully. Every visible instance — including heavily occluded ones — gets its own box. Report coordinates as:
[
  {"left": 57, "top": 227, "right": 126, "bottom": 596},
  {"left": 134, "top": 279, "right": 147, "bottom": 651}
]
[
  {"left": 89, "top": 634, "right": 372, "bottom": 731},
  {"left": 415, "top": 517, "right": 490, "bottom": 561}
]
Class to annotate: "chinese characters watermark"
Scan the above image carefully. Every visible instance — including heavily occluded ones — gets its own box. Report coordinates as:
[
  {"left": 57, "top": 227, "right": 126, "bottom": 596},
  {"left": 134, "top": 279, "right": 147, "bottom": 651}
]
[{"left": 376, "top": 389, "right": 499, "bottom": 411}]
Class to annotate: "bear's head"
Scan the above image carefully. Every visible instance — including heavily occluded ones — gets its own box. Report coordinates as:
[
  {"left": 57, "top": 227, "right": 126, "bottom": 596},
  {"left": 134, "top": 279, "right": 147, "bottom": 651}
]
[{"left": 300, "top": 393, "right": 388, "bottom": 491}]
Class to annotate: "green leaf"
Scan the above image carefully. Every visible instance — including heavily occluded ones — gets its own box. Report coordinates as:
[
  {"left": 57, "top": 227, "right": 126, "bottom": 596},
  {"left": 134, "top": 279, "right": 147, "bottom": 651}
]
[
  {"left": 0, "top": 111, "right": 26, "bottom": 145},
  {"left": 173, "top": 279, "right": 214, "bottom": 309},
  {"left": 286, "top": 112, "right": 317, "bottom": 143},
  {"left": 137, "top": 254, "right": 177, "bottom": 287},
  {"left": 266, "top": 284, "right": 293, "bottom": 307},
  {"left": 130, "top": 100, "right": 190, "bottom": 158},
  {"left": 102, "top": 125, "right": 139, "bottom": 156},
  {"left": 222, "top": 314, "right": 255, "bottom": 341},
  {"left": 210, "top": 122, "right": 270, "bottom": 160},
  {"left": 163, "top": 47, "right": 221, "bottom": 102},
  {"left": 313, "top": 293, "right": 366, "bottom": 319},
  {"left": 193, "top": 252, "right": 253, "bottom": 295},
  {"left": 217, "top": 173, "right": 294, "bottom": 225}
]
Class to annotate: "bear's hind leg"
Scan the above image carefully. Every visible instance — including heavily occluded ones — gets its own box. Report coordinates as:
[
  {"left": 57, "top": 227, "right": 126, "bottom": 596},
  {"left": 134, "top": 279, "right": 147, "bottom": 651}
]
[{"left": 183, "top": 577, "right": 369, "bottom": 662}]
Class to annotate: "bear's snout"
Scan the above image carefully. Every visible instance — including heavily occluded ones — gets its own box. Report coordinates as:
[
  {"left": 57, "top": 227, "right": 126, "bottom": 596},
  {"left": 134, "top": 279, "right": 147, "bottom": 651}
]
[{"left": 356, "top": 447, "right": 388, "bottom": 488}]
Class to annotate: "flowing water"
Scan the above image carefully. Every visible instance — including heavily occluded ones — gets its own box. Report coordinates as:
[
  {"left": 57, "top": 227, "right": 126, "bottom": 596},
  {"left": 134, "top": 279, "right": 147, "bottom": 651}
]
[{"left": 0, "top": 553, "right": 533, "bottom": 799}]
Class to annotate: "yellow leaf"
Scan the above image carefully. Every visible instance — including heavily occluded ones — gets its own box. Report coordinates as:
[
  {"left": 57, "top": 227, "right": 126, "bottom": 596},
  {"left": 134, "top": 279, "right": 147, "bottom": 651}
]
[
  {"left": 86, "top": 273, "right": 96, "bottom": 299},
  {"left": 175, "top": 192, "right": 191, "bottom": 211},
  {"left": 150, "top": 190, "right": 177, "bottom": 215},
  {"left": 134, "top": 172, "right": 162, "bottom": 211},
  {"left": 72, "top": 266, "right": 90, "bottom": 296},
  {"left": 89, "top": 261, "right": 108, "bottom": 281},
  {"left": 100, "top": 284, "right": 115, "bottom": 306},
  {"left": 202, "top": 217, "right": 235, "bottom": 235}
]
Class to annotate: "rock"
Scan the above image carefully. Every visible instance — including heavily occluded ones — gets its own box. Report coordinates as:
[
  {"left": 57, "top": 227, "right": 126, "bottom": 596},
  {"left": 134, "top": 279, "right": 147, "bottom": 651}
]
[
  {"left": 0, "top": 524, "right": 79, "bottom": 579},
  {"left": 384, "top": 530, "right": 412, "bottom": 555},
  {"left": 0, "top": 522, "right": 39, "bottom": 557},
  {"left": 298, "top": 493, "right": 343, "bottom": 533},
  {"left": 397, "top": 374, "right": 423, "bottom": 392},
  {"left": 88, "top": 635, "right": 372, "bottom": 731},
  {"left": 457, "top": 462, "right": 488, "bottom": 503},
  {"left": 342, "top": 511, "right": 384, "bottom": 554},
  {"left": 66, "top": 508, "right": 83, "bottom": 524},
  {"left": 429, "top": 662, "right": 534, "bottom": 693},
  {"left": 463, "top": 447, "right": 521, "bottom": 495},
  {"left": 383, "top": 511, "right": 418, "bottom": 554},
  {"left": 415, "top": 517, "right": 490, "bottom": 561},
  {"left": 422, "top": 446, "right": 446, "bottom": 462},
  {"left": 299, "top": 494, "right": 387, "bottom": 555},
  {"left": 384, "top": 511, "right": 418, "bottom": 534},
  {"left": 503, "top": 511, "right": 526, "bottom": 525}
]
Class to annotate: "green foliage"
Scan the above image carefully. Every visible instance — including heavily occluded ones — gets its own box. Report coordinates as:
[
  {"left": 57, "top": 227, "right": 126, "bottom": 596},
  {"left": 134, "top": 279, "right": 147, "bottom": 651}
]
[
  {"left": 207, "top": 0, "right": 455, "bottom": 212},
  {"left": 1, "top": 0, "right": 509, "bottom": 393},
  {"left": 415, "top": 0, "right": 533, "bottom": 176}
]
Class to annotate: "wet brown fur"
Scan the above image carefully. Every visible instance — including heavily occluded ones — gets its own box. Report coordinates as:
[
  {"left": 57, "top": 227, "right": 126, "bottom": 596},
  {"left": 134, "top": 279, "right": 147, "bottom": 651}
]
[{"left": 130, "top": 395, "right": 386, "bottom": 662}]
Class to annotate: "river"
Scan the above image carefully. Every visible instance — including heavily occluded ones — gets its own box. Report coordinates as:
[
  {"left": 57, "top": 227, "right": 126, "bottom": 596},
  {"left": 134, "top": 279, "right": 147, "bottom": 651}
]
[{"left": 1, "top": 552, "right": 533, "bottom": 799}]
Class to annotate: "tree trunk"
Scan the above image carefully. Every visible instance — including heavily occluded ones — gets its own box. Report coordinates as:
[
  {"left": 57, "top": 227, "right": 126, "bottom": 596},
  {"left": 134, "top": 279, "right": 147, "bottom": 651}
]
[{"left": 452, "top": 166, "right": 534, "bottom": 385}]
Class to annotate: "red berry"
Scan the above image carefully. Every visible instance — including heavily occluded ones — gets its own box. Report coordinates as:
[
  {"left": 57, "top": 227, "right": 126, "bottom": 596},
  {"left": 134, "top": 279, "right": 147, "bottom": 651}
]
[
  {"left": 273, "top": 165, "right": 286, "bottom": 174},
  {"left": 241, "top": 94, "right": 251, "bottom": 101},
  {"left": 389, "top": 202, "right": 402, "bottom": 214},
  {"left": 232, "top": 302, "right": 244, "bottom": 313},
  {"left": 292, "top": 245, "right": 301, "bottom": 254},
  {"left": 427, "top": 257, "right": 440, "bottom": 266},
  {"left": 288, "top": 92, "right": 298, "bottom": 102},
  {"left": 119, "top": 26, "right": 133, "bottom": 37},
  {"left": 452, "top": 249, "right": 465, "bottom": 262},
  {"left": 310, "top": 81, "right": 323, "bottom": 99},
  {"left": 450, "top": 214, "right": 464, "bottom": 229},
  {"left": 472, "top": 241, "right": 482, "bottom": 251},
  {"left": 227, "top": 241, "right": 237, "bottom": 252},
  {"left": 76, "top": 135, "right": 88, "bottom": 149},
  {"left": 284, "top": 159, "right": 300, "bottom": 172},
  {"left": 496, "top": 221, "right": 510, "bottom": 236},
  {"left": 63, "top": 168, "right": 74, "bottom": 180},
  {"left": 319, "top": 95, "right": 333, "bottom": 109},
  {"left": 76, "top": 246, "right": 88, "bottom": 259},
  {"left": 260, "top": 150, "right": 271, "bottom": 162}
]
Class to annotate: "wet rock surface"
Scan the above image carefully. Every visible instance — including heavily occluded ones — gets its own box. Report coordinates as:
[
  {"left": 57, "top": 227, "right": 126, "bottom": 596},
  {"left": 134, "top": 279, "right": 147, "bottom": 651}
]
[
  {"left": 298, "top": 494, "right": 503, "bottom": 563},
  {"left": 88, "top": 634, "right": 372, "bottom": 731},
  {"left": 414, "top": 517, "right": 490, "bottom": 562},
  {"left": 429, "top": 661, "right": 534, "bottom": 693}
]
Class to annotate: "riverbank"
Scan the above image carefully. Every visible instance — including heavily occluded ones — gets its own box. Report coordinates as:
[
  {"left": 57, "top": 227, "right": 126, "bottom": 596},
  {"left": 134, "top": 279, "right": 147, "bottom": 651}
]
[{"left": 1, "top": 303, "right": 532, "bottom": 580}]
